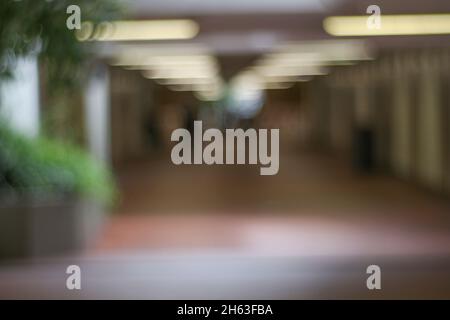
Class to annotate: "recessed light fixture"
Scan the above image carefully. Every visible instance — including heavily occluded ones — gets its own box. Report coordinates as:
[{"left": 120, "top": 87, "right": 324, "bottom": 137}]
[
  {"left": 231, "top": 40, "right": 371, "bottom": 91},
  {"left": 77, "top": 19, "right": 199, "bottom": 41},
  {"left": 324, "top": 14, "right": 450, "bottom": 36}
]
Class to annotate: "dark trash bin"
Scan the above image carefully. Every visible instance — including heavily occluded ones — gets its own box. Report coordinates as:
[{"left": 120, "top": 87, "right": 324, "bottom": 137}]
[{"left": 353, "top": 128, "right": 374, "bottom": 173}]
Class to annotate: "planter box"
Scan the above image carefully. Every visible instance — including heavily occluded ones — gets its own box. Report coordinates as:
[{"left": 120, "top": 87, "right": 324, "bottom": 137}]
[{"left": 0, "top": 197, "right": 105, "bottom": 260}]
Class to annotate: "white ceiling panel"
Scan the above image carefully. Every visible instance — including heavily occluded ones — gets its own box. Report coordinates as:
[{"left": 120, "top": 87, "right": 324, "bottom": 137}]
[{"left": 121, "top": 0, "right": 340, "bottom": 15}]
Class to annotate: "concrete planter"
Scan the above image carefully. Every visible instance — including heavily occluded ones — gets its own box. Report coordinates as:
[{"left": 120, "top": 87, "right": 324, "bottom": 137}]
[{"left": 0, "top": 197, "right": 105, "bottom": 260}]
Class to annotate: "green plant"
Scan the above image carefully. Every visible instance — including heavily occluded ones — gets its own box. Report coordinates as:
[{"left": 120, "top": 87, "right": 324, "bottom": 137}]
[
  {"left": 0, "top": 0, "right": 121, "bottom": 87},
  {"left": 0, "top": 1, "right": 122, "bottom": 139},
  {"left": 0, "top": 121, "right": 116, "bottom": 205},
  {"left": 0, "top": 1, "right": 120, "bottom": 204}
]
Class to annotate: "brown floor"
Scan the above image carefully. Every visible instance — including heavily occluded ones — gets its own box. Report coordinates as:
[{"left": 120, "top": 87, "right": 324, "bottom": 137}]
[
  {"left": 1, "top": 151, "right": 450, "bottom": 299},
  {"left": 96, "top": 152, "right": 450, "bottom": 257}
]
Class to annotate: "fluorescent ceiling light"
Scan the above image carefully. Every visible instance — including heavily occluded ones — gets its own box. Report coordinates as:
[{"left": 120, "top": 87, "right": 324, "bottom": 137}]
[
  {"left": 151, "top": 65, "right": 218, "bottom": 74},
  {"left": 142, "top": 59, "right": 217, "bottom": 69},
  {"left": 260, "top": 53, "right": 367, "bottom": 66},
  {"left": 252, "top": 40, "right": 371, "bottom": 75},
  {"left": 78, "top": 19, "right": 199, "bottom": 41},
  {"left": 258, "top": 57, "right": 323, "bottom": 67},
  {"left": 233, "top": 40, "right": 369, "bottom": 88},
  {"left": 112, "top": 55, "right": 216, "bottom": 67},
  {"left": 168, "top": 83, "right": 221, "bottom": 92},
  {"left": 157, "top": 77, "right": 219, "bottom": 86},
  {"left": 253, "top": 65, "right": 328, "bottom": 77},
  {"left": 275, "top": 41, "right": 373, "bottom": 61},
  {"left": 324, "top": 14, "right": 450, "bottom": 36},
  {"left": 142, "top": 70, "right": 215, "bottom": 79}
]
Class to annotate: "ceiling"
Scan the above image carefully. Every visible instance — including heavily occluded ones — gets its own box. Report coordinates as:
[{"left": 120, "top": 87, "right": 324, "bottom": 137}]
[
  {"left": 113, "top": 0, "right": 450, "bottom": 54},
  {"left": 105, "top": 0, "right": 450, "bottom": 80},
  {"left": 122, "top": 0, "right": 337, "bottom": 16}
]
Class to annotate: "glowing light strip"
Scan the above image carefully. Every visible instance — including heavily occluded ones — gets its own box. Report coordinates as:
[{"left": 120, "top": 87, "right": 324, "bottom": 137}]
[
  {"left": 324, "top": 14, "right": 450, "bottom": 36},
  {"left": 77, "top": 19, "right": 199, "bottom": 41}
]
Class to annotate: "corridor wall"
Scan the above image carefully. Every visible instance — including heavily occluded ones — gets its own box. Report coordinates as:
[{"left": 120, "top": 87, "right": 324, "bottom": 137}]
[{"left": 306, "top": 49, "right": 450, "bottom": 197}]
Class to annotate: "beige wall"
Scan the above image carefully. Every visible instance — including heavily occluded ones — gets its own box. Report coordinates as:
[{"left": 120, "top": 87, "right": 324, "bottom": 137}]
[
  {"left": 306, "top": 49, "right": 450, "bottom": 196},
  {"left": 110, "top": 67, "right": 153, "bottom": 166},
  {"left": 416, "top": 55, "right": 443, "bottom": 190},
  {"left": 391, "top": 62, "right": 413, "bottom": 179}
]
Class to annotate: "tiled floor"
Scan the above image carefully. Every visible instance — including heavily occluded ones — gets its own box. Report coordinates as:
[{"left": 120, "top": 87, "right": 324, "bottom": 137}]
[
  {"left": 96, "top": 152, "right": 450, "bottom": 256},
  {"left": 1, "top": 152, "right": 450, "bottom": 299}
]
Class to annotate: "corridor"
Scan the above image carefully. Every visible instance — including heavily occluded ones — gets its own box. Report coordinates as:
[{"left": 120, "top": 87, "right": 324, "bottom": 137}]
[
  {"left": 2, "top": 151, "right": 450, "bottom": 299},
  {"left": 97, "top": 152, "right": 450, "bottom": 257},
  {"left": 1, "top": 0, "right": 450, "bottom": 301}
]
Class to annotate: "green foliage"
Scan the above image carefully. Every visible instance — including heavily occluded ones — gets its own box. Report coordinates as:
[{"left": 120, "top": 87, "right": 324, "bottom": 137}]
[
  {"left": 0, "top": 121, "right": 116, "bottom": 205},
  {"left": 0, "top": 1, "right": 121, "bottom": 205},
  {"left": 0, "top": 0, "right": 121, "bottom": 90}
]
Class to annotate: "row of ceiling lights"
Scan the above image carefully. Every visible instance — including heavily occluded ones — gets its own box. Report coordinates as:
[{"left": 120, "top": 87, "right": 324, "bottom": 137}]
[
  {"left": 230, "top": 40, "right": 373, "bottom": 93},
  {"left": 111, "top": 50, "right": 225, "bottom": 101},
  {"left": 77, "top": 14, "right": 450, "bottom": 42},
  {"left": 88, "top": 13, "right": 449, "bottom": 101},
  {"left": 110, "top": 39, "right": 373, "bottom": 102}
]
